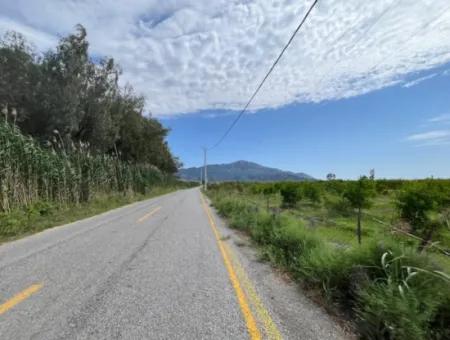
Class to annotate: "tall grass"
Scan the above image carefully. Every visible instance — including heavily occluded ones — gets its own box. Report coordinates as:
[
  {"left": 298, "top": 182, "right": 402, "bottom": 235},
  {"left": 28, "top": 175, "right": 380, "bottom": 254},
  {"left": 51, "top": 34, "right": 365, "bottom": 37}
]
[
  {"left": 0, "top": 121, "right": 168, "bottom": 212},
  {"left": 208, "top": 190, "right": 450, "bottom": 339}
]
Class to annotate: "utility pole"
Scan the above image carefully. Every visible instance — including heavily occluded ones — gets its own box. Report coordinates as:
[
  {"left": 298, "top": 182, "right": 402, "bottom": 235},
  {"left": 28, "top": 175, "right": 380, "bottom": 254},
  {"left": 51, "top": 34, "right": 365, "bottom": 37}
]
[
  {"left": 203, "top": 147, "right": 208, "bottom": 191},
  {"left": 200, "top": 166, "right": 203, "bottom": 186}
]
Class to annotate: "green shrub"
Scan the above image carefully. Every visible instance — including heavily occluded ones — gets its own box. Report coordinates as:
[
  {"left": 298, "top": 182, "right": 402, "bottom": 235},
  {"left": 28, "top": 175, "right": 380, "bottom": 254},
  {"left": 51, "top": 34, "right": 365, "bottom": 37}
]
[
  {"left": 251, "top": 211, "right": 278, "bottom": 245},
  {"left": 302, "top": 183, "right": 322, "bottom": 203},
  {"left": 27, "top": 201, "right": 55, "bottom": 217},
  {"left": 280, "top": 183, "right": 302, "bottom": 208},
  {"left": 397, "top": 183, "right": 445, "bottom": 251},
  {"left": 397, "top": 183, "right": 437, "bottom": 231},
  {"left": 354, "top": 246, "right": 450, "bottom": 340},
  {"left": 0, "top": 211, "right": 27, "bottom": 237},
  {"left": 264, "top": 219, "right": 320, "bottom": 269},
  {"left": 429, "top": 294, "right": 450, "bottom": 340},
  {"left": 356, "top": 282, "right": 432, "bottom": 340}
]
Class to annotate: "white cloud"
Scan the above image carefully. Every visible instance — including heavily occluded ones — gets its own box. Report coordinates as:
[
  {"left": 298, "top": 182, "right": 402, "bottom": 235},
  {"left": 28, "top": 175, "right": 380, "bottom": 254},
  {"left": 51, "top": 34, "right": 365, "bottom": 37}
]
[
  {"left": 406, "top": 130, "right": 450, "bottom": 146},
  {"left": 402, "top": 73, "right": 437, "bottom": 88},
  {"left": 429, "top": 113, "right": 450, "bottom": 123},
  {"left": 0, "top": 15, "right": 56, "bottom": 50},
  {"left": 1, "top": 0, "right": 450, "bottom": 116}
]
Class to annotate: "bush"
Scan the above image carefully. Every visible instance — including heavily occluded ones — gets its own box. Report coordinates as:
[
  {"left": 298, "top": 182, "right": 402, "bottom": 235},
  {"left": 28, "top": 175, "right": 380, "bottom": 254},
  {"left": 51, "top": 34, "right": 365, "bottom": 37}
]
[
  {"left": 397, "top": 184, "right": 437, "bottom": 231},
  {"left": 302, "top": 183, "right": 322, "bottom": 203},
  {"left": 397, "top": 183, "right": 445, "bottom": 251},
  {"left": 356, "top": 282, "right": 433, "bottom": 340},
  {"left": 264, "top": 218, "right": 320, "bottom": 269},
  {"left": 353, "top": 244, "right": 450, "bottom": 340},
  {"left": 251, "top": 211, "right": 278, "bottom": 245},
  {"left": 280, "top": 183, "right": 302, "bottom": 208}
]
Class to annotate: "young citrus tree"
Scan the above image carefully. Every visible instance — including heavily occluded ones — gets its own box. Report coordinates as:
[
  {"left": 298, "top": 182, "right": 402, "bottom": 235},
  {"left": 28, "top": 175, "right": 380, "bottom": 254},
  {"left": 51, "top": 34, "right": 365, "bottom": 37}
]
[
  {"left": 280, "top": 183, "right": 302, "bottom": 208},
  {"left": 343, "top": 176, "right": 375, "bottom": 244},
  {"left": 302, "top": 182, "right": 322, "bottom": 204},
  {"left": 396, "top": 183, "right": 442, "bottom": 251}
]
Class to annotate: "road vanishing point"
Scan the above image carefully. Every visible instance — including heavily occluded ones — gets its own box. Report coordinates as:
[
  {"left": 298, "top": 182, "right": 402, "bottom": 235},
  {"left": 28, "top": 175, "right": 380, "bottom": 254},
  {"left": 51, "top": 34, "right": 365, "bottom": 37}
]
[{"left": 0, "top": 188, "right": 348, "bottom": 339}]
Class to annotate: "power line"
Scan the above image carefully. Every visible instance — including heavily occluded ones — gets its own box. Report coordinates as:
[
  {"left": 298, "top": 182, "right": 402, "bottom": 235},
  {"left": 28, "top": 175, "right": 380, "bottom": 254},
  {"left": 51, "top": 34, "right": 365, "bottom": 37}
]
[{"left": 208, "top": 0, "right": 320, "bottom": 150}]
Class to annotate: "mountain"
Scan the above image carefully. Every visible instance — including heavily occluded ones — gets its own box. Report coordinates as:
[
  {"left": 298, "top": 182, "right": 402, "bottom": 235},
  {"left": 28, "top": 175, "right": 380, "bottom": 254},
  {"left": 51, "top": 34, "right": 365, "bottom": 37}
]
[{"left": 177, "top": 160, "right": 314, "bottom": 182}]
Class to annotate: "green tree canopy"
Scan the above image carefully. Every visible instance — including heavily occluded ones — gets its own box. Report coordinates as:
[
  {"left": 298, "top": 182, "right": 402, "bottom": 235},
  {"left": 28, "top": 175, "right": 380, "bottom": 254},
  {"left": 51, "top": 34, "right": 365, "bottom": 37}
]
[{"left": 0, "top": 25, "right": 178, "bottom": 174}]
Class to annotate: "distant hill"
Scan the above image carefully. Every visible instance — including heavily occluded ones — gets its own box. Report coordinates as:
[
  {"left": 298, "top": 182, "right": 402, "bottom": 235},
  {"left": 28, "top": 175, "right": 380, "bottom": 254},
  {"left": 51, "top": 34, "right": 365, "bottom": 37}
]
[{"left": 177, "top": 160, "right": 314, "bottom": 182}]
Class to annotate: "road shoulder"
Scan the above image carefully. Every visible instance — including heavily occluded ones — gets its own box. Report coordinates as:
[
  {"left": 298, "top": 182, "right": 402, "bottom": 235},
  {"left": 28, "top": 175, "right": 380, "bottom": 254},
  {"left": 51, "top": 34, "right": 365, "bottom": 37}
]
[{"left": 204, "top": 195, "right": 355, "bottom": 340}]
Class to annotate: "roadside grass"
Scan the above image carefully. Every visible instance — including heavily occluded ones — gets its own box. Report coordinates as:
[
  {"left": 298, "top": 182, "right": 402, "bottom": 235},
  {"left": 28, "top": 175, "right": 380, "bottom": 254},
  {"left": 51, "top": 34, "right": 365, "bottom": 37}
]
[
  {"left": 0, "top": 186, "right": 181, "bottom": 244},
  {"left": 206, "top": 187, "right": 450, "bottom": 340}
]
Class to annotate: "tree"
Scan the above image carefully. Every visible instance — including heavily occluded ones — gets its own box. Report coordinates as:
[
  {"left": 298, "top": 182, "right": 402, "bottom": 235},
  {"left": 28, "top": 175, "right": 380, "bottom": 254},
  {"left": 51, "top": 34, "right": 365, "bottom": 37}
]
[
  {"left": 396, "top": 183, "right": 441, "bottom": 251},
  {"left": 0, "top": 31, "right": 38, "bottom": 125},
  {"left": 0, "top": 26, "right": 180, "bottom": 175},
  {"left": 280, "top": 183, "right": 302, "bottom": 208},
  {"left": 343, "top": 176, "right": 375, "bottom": 244},
  {"left": 302, "top": 183, "right": 321, "bottom": 204},
  {"left": 326, "top": 173, "right": 336, "bottom": 180}
]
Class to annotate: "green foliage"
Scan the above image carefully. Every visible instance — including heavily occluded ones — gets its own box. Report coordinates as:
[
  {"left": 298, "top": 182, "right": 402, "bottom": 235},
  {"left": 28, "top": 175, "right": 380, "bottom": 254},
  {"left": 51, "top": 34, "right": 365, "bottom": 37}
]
[
  {"left": 207, "top": 182, "right": 450, "bottom": 340},
  {"left": 396, "top": 183, "right": 448, "bottom": 251},
  {"left": 343, "top": 176, "right": 375, "bottom": 210},
  {"left": 343, "top": 177, "right": 376, "bottom": 244},
  {"left": 356, "top": 282, "right": 433, "bottom": 340},
  {"left": 324, "top": 179, "right": 348, "bottom": 195},
  {"left": 0, "top": 27, "right": 179, "bottom": 173},
  {"left": 0, "top": 122, "right": 173, "bottom": 211},
  {"left": 302, "top": 182, "right": 322, "bottom": 203},
  {"left": 324, "top": 196, "right": 353, "bottom": 217},
  {"left": 397, "top": 183, "right": 438, "bottom": 231},
  {"left": 0, "top": 26, "right": 187, "bottom": 224},
  {"left": 354, "top": 250, "right": 449, "bottom": 340},
  {"left": 265, "top": 219, "right": 321, "bottom": 269},
  {"left": 279, "top": 183, "right": 302, "bottom": 208}
]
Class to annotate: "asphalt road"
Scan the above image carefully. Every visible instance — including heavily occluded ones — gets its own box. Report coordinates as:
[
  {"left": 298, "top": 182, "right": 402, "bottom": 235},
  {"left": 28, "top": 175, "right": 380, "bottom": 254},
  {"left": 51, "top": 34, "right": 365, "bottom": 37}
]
[{"left": 0, "top": 188, "right": 349, "bottom": 340}]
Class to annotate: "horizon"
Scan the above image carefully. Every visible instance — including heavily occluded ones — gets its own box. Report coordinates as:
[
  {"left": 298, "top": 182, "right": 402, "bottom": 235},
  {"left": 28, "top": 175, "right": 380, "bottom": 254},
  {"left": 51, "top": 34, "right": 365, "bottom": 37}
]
[
  {"left": 177, "top": 159, "right": 450, "bottom": 181},
  {"left": 165, "top": 63, "right": 450, "bottom": 180}
]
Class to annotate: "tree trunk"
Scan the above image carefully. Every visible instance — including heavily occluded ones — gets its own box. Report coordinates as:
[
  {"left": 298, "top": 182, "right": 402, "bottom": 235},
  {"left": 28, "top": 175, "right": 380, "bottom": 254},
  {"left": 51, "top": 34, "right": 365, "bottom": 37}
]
[{"left": 357, "top": 206, "right": 362, "bottom": 244}]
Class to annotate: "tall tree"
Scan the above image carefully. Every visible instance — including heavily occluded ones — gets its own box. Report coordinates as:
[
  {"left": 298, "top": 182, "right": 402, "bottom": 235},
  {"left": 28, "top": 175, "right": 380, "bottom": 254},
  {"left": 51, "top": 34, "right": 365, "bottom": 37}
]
[{"left": 0, "top": 25, "right": 179, "bottom": 174}]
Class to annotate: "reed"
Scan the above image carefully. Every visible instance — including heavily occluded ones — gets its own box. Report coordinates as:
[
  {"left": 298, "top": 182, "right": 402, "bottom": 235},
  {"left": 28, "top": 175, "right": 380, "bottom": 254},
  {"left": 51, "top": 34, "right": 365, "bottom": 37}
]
[{"left": 0, "top": 121, "right": 166, "bottom": 212}]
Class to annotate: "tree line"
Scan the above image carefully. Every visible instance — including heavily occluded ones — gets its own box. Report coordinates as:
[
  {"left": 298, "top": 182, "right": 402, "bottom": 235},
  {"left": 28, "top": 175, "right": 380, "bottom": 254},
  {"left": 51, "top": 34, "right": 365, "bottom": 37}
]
[
  {"left": 0, "top": 25, "right": 184, "bottom": 212},
  {"left": 0, "top": 25, "right": 178, "bottom": 173}
]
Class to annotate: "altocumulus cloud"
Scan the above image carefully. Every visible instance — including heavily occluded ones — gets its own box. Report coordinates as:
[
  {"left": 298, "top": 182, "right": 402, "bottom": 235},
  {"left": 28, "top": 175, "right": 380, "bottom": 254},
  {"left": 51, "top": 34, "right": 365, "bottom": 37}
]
[{"left": 1, "top": 0, "right": 450, "bottom": 116}]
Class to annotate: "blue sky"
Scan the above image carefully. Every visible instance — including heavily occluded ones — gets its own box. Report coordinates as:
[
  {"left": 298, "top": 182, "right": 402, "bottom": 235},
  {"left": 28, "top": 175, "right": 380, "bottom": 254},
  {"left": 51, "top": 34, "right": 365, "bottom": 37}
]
[
  {"left": 163, "top": 65, "right": 450, "bottom": 179},
  {"left": 1, "top": 0, "right": 450, "bottom": 178}
]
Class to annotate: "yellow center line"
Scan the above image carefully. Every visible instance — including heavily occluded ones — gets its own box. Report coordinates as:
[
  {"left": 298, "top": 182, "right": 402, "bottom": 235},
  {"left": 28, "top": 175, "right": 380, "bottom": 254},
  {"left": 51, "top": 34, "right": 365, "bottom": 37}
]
[
  {"left": 200, "top": 193, "right": 262, "bottom": 340},
  {"left": 0, "top": 284, "right": 43, "bottom": 315},
  {"left": 137, "top": 206, "right": 161, "bottom": 223},
  {"left": 223, "top": 241, "right": 283, "bottom": 340}
]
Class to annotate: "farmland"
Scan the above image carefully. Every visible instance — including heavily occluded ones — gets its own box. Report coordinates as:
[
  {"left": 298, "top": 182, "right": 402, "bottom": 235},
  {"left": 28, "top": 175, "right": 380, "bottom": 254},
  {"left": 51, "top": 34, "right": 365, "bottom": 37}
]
[{"left": 206, "top": 179, "right": 450, "bottom": 339}]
